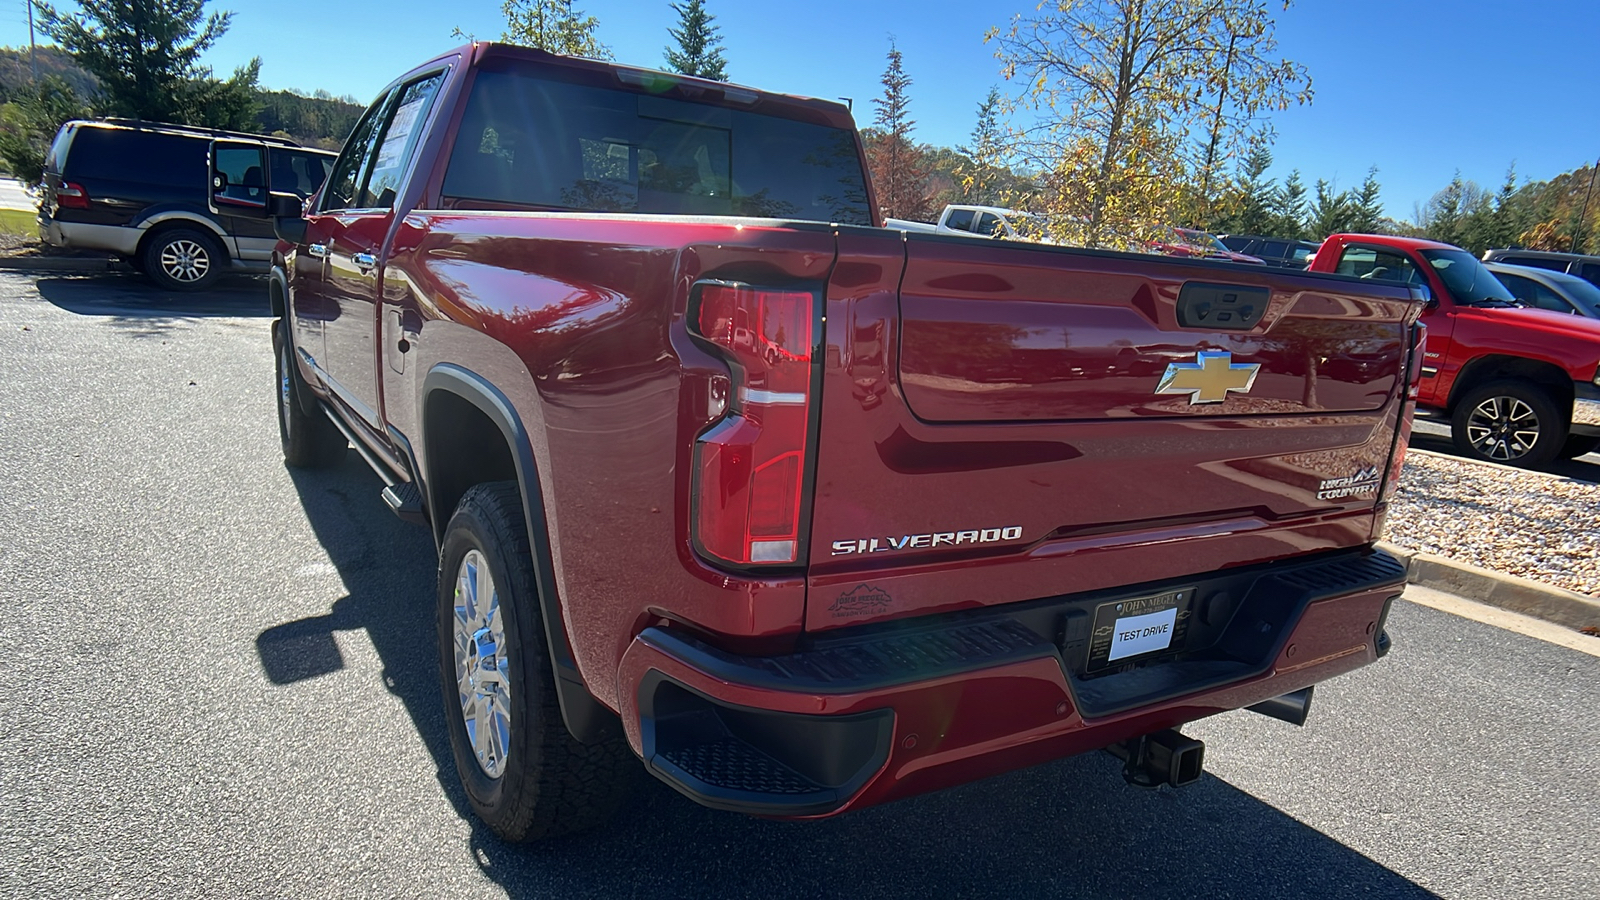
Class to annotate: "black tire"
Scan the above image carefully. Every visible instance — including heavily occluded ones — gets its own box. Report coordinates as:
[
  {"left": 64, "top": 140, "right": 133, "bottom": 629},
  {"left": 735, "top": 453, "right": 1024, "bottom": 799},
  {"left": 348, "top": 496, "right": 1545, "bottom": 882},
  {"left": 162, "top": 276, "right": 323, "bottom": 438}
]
[
  {"left": 273, "top": 320, "right": 347, "bottom": 468},
  {"left": 142, "top": 226, "right": 223, "bottom": 292},
  {"left": 1558, "top": 435, "right": 1600, "bottom": 460},
  {"left": 1450, "top": 380, "right": 1568, "bottom": 469},
  {"left": 437, "top": 482, "right": 635, "bottom": 841}
]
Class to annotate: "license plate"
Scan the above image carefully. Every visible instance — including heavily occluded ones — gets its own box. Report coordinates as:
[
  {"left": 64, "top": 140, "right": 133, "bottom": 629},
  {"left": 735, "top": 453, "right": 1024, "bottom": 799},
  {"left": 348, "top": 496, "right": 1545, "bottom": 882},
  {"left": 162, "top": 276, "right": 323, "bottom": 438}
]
[{"left": 1086, "top": 588, "right": 1194, "bottom": 672}]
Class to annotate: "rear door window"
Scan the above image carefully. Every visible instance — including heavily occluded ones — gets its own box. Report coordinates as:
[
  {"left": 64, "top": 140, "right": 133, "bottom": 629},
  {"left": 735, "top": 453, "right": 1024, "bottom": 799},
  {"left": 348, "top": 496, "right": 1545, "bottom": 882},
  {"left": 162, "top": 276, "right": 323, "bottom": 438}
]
[
  {"left": 269, "top": 149, "right": 333, "bottom": 198},
  {"left": 214, "top": 145, "right": 267, "bottom": 206},
  {"left": 1579, "top": 262, "right": 1600, "bottom": 287},
  {"left": 1259, "top": 240, "right": 1289, "bottom": 258},
  {"left": 65, "top": 128, "right": 205, "bottom": 187},
  {"left": 974, "top": 212, "right": 1002, "bottom": 236},
  {"left": 1334, "top": 246, "right": 1425, "bottom": 285},
  {"left": 441, "top": 66, "right": 871, "bottom": 224}
]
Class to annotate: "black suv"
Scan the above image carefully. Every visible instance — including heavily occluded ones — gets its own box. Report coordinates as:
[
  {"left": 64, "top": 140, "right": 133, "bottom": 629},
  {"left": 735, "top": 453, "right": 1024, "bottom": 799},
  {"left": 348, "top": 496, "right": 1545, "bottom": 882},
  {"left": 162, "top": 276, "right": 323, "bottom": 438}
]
[
  {"left": 1218, "top": 234, "right": 1320, "bottom": 268},
  {"left": 38, "top": 119, "right": 335, "bottom": 290},
  {"left": 1481, "top": 249, "right": 1600, "bottom": 290}
]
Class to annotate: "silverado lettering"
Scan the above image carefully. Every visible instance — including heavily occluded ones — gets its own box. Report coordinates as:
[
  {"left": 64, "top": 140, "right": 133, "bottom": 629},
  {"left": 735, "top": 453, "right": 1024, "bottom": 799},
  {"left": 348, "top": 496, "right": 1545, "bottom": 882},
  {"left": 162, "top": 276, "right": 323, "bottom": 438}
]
[
  {"left": 249, "top": 42, "right": 1422, "bottom": 844},
  {"left": 830, "top": 526, "right": 1024, "bottom": 555}
]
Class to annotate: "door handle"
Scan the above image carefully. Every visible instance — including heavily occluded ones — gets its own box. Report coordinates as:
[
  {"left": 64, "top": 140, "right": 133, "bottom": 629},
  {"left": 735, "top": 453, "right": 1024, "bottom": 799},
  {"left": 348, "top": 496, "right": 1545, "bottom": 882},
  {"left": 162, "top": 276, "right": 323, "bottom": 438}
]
[
  {"left": 352, "top": 252, "right": 377, "bottom": 272},
  {"left": 308, "top": 243, "right": 328, "bottom": 259}
]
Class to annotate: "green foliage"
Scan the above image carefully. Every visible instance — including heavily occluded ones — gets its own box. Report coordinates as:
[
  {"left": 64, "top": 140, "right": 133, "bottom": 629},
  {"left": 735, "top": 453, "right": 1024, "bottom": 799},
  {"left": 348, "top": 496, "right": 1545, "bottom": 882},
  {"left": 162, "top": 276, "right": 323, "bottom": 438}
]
[
  {"left": 254, "top": 88, "right": 363, "bottom": 149},
  {"left": 33, "top": 0, "right": 260, "bottom": 129},
  {"left": 663, "top": 0, "right": 727, "bottom": 81},
  {"left": 1270, "top": 169, "right": 1307, "bottom": 239},
  {"left": 497, "top": 0, "right": 611, "bottom": 59},
  {"left": 0, "top": 74, "right": 88, "bottom": 183},
  {"left": 0, "top": 45, "right": 99, "bottom": 102},
  {"left": 957, "top": 88, "right": 1013, "bottom": 206}
]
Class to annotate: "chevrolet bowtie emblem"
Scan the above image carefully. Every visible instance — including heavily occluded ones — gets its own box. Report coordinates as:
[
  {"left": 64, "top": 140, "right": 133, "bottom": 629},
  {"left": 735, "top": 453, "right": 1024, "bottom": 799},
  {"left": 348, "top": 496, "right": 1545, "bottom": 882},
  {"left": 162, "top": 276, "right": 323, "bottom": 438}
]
[{"left": 1156, "top": 351, "right": 1261, "bottom": 404}]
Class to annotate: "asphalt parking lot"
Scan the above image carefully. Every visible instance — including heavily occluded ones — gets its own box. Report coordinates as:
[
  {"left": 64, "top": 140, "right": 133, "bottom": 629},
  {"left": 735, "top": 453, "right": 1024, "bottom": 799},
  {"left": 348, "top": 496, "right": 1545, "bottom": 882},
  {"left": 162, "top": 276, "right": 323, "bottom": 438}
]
[{"left": 1, "top": 271, "right": 1597, "bottom": 899}]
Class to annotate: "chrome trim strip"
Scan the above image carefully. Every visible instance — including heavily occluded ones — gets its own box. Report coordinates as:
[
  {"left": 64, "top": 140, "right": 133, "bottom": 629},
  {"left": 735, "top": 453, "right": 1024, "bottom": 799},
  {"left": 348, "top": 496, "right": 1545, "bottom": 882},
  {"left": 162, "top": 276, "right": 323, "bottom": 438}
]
[{"left": 742, "top": 388, "right": 807, "bottom": 406}]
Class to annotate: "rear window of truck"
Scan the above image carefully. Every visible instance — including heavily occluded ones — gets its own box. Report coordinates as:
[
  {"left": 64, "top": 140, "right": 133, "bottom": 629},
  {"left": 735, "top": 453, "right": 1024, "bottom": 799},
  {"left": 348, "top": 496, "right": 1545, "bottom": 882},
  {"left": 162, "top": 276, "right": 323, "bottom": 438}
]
[{"left": 441, "top": 68, "right": 871, "bottom": 225}]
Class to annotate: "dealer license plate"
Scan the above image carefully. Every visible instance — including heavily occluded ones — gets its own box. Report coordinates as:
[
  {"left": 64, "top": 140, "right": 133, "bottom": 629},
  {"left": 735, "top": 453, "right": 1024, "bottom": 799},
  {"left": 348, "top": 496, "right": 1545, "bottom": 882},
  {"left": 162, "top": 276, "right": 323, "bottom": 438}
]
[{"left": 1086, "top": 588, "right": 1194, "bottom": 672}]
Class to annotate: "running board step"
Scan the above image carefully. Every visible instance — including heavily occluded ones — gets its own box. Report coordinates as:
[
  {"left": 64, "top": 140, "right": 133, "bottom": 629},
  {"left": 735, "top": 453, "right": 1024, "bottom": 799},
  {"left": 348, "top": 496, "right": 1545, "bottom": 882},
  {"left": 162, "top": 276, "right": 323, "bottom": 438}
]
[{"left": 381, "top": 483, "right": 427, "bottom": 526}]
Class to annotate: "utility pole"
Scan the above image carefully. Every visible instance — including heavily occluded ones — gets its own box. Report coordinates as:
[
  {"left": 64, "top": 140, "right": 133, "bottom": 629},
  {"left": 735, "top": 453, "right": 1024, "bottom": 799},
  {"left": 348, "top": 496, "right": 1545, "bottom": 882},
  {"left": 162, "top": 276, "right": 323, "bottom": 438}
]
[
  {"left": 1572, "top": 155, "right": 1599, "bottom": 255},
  {"left": 27, "top": 0, "right": 38, "bottom": 82}
]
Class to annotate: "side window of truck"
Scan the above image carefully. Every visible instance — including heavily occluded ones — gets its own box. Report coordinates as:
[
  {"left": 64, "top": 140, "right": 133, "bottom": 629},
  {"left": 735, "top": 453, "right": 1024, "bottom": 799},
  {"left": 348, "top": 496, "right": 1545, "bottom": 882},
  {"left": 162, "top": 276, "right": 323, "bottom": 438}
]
[
  {"left": 320, "top": 89, "right": 396, "bottom": 212},
  {"left": 1335, "top": 246, "right": 1423, "bottom": 285},
  {"left": 944, "top": 208, "right": 975, "bottom": 232},
  {"left": 363, "top": 73, "right": 446, "bottom": 210}
]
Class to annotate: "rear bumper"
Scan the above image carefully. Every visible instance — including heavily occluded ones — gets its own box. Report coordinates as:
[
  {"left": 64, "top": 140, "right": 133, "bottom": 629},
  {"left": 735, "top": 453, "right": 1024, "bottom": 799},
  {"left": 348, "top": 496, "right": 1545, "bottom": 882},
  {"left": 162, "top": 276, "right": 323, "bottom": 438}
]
[
  {"left": 618, "top": 548, "right": 1407, "bottom": 817},
  {"left": 1572, "top": 381, "right": 1600, "bottom": 436},
  {"left": 38, "top": 217, "right": 140, "bottom": 256}
]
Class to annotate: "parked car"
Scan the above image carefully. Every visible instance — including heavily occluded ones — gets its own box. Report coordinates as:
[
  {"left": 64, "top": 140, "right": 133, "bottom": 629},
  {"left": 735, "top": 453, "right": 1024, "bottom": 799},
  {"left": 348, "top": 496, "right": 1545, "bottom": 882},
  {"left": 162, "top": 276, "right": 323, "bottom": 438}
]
[
  {"left": 886, "top": 204, "right": 1060, "bottom": 242},
  {"left": 37, "top": 119, "right": 335, "bottom": 291},
  {"left": 1149, "top": 226, "right": 1265, "bottom": 264},
  {"left": 1485, "top": 263, "right": 1600, "bottom": 318},
  {"left": 1219, "top": 234, "right": 1320, "bottom": 268},
  {"left": 1481, "top": 248, "right": 1600, "bottom": 290},
  {"left": 244, "top": 42, "right": 1419, "bottom": 842},
  {"left": 1309, "top": 234, "right": 1600, "bottom": 466}
]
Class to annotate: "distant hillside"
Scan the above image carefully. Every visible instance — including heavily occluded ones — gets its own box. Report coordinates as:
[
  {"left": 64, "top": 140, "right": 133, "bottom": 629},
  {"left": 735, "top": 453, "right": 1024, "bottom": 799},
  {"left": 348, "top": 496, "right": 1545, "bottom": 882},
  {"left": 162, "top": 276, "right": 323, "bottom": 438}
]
[{"left": 0, "top": 44, "right": 362, "bottom": 149}]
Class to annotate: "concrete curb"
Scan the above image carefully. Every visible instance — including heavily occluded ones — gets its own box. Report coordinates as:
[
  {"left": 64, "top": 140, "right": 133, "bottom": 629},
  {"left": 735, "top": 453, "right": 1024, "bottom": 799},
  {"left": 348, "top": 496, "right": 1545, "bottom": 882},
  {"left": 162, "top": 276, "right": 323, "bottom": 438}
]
[
  {"left": 0, "top": 256, "right": 115, "bottom": 273},
  {"left": 1379, "top": 541, "right": 1600, "bottom": 631}
]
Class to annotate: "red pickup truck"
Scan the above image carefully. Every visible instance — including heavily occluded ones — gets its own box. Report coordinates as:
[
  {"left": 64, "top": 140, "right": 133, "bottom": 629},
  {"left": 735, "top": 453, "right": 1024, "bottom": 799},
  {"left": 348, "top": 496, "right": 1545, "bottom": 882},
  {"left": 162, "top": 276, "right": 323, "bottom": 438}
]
[
  {"left": 224, "top": 43, "right": 1422, "bottom": 841},
  {"left": 1309, "top": 234, "right": 1600, "bottom": 467}
]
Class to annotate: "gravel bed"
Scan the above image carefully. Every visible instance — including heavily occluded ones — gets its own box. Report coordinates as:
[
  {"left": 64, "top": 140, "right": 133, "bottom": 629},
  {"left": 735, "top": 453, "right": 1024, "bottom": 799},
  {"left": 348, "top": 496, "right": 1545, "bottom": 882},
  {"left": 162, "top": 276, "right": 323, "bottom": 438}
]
[{"left": 1384, "top": 450, "right": 1600, "bottom": 597}]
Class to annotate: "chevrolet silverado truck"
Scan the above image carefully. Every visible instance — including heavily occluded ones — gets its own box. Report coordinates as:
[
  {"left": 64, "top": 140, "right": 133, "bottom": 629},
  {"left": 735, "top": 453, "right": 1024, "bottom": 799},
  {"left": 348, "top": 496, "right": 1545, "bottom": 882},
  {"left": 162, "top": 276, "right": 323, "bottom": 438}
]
[
  {"left": 1309, "top": 234, "right": 1600, "bottom": 467},
  {"left": 232, "top": 43, "right": 1424, "bottom": 841}
]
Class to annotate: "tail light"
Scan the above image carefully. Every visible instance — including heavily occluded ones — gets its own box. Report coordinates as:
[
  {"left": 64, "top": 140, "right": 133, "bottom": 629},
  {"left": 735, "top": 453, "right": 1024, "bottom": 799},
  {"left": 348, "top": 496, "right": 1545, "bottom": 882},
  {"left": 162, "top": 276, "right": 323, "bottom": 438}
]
[
  {"left": 55, "top": 181, "right": 89, "bottom": 209},
  {"left": 691, "top": 283, "right": 816, "bottom": 566}
]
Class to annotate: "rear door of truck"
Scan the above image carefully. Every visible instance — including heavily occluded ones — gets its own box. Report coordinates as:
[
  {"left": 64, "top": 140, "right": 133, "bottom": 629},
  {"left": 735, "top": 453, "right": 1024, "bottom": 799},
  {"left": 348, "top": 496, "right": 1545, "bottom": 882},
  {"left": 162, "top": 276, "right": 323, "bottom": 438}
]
[{"left": 805, "top": 232, "right": 1423, "bottom": 631}]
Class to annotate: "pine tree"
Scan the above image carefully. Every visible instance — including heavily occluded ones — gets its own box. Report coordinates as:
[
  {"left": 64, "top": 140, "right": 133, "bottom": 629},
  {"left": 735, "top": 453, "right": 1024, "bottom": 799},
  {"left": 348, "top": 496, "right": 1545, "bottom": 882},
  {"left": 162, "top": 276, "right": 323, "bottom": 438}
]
[
  {"left": 33, "top": 0, "right": 260, "bottom": 128},
  {"left": 1271, "top": 169, "right": 1308, "bottom": 239},
  {"left": 865, "top": 41, "right": 932, "bottom": 221},
  {"left": 663, "top": 0, "right": 727, "bottom": 80},
  {"left": 1489, "top": 164, "right": 1521, "bottom": 249},
  {"left": 1350, "top": 167, "right": 1383, "bottom": 234},
  {"left": 1425, "top": 172, "right": 1466, "bottom": 247},
  {"left": 1307, "top": 178, "right": 1353, "bottom": 240},
  {"left": 1220, "top": 140, "right": 1275, "bottom": 235}
]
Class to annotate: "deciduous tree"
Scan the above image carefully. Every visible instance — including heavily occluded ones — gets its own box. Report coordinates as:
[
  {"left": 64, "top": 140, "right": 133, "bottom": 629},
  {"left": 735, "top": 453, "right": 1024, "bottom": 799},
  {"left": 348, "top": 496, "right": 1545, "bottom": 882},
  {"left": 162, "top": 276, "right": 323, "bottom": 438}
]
[
  {"left": 988, "top": 0, "right": 1311, "bottom": 247},
  {"left": 664, "top": 0, "right": 727, "bottom": 80},
  {"left": 497, "top": 0, "right": 611, "bottom": 59}
]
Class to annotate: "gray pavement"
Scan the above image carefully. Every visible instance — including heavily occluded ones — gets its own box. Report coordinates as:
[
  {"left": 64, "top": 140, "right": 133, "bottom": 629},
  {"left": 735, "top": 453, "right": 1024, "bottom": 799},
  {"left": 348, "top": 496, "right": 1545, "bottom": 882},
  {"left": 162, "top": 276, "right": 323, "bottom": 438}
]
[
  {"left": 1, "top": 270, "right": 1597, "bottom": 899},
  {"left": 0, "top": 177, "right": 37, "bottom": 212}
]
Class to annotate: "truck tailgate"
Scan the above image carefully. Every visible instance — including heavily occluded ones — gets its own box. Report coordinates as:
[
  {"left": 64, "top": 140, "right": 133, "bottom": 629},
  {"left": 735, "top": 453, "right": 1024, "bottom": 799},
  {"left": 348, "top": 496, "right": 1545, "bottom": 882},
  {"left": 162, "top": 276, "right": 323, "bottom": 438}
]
[{"left": 805, "top": 232, "right": 1421, "bottom": 631}]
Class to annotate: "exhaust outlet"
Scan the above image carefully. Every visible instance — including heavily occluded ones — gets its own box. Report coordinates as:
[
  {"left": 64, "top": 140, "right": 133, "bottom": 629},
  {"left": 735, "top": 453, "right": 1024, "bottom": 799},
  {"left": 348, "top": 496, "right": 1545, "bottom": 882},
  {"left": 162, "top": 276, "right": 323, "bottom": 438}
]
[
  {"left": 1107, "top": 729, "right": 1205, "bottom": 788},
  {"left": 1247, "top": 686, "right": 1315, "bottom": 727}
]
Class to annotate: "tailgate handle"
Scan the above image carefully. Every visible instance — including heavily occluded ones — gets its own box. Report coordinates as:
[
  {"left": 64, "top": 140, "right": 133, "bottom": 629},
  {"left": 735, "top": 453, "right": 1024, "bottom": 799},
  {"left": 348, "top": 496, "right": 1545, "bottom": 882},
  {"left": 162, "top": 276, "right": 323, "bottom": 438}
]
[{"left": 1176, "top": 282, "right": 1269, "bottom": 331}]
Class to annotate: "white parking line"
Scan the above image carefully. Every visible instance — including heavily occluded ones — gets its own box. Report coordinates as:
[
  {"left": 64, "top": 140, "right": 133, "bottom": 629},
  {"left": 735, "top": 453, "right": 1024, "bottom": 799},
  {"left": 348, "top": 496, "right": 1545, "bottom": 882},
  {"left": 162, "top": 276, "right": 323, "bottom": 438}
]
[{"left": 1402, "top": 584, "right": 1600, "bottom": 658}]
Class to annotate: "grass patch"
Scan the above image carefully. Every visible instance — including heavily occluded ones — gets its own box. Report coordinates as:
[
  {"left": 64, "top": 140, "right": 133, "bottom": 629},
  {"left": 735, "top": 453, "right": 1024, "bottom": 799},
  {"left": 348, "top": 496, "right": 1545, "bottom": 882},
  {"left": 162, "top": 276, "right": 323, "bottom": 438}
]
[{"left": 0, "top": 208, "right": 37, "bottom": 238}]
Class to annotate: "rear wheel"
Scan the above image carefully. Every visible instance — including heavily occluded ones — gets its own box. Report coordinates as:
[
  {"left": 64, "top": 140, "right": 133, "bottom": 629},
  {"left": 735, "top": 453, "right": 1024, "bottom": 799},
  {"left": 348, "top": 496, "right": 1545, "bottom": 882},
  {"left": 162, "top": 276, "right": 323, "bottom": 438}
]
[
  {"left": 273, "top": 320, "right": 347, "bottom": 468},
  {"left": 437, "top": 482, "right": 635, "bottom": 841},
  {"left": 143, "top": 227, "right": 222, "bottom": 291},
  {"left": 1450, "top": 380, "right": 1567, "bottom": 469}
]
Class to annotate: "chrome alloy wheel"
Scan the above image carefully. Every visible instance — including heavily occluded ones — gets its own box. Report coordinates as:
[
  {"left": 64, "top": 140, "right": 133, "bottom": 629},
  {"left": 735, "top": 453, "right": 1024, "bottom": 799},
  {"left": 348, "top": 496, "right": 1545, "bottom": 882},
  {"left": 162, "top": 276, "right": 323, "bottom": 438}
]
[
  {"left": 159, "top": 238, "right": 211, "bottom": 284},
  {"left": 454, "top": 549, "right": 512, "bottom": 778},
  {"left": 1466, "top": 395, "right": 1540, "bottom": 461}
]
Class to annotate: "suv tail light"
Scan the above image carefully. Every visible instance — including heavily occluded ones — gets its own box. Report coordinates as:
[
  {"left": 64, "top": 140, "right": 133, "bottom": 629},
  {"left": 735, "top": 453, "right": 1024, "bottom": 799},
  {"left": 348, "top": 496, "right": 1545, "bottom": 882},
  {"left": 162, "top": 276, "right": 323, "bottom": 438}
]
[
  {"left": 55, "top": 181, "right": 89, "bottom": 209},
  {"left": 691, "top": 283, "right": 816, "bottom": 567}
]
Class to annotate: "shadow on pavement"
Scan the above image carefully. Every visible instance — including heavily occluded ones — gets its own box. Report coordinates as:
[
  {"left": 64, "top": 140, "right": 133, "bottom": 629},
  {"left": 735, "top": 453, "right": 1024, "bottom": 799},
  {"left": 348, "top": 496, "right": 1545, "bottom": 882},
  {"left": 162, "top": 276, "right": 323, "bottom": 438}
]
[
  {"left": 30, "top": 273, "right": 269, "bottom": 332},
  {"left": 260, "top": 457, "right": 1438, "bottom": 900}
]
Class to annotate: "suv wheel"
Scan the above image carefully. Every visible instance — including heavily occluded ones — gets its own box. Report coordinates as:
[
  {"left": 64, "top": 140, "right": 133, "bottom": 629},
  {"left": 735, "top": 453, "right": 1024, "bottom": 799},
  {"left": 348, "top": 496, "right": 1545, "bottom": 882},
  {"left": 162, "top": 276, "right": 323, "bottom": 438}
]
[
  {"left": 1450, "top": 380, "right": 1568, "bottom": 469},
  {"left": 273, "top": 320, "right": 347, "bottom": 468},
  {"left": 437, "top": 482, "right": 635, "bottom": 841},
  {"left": 144, "top": 227, "right": 222, "bottom": 291}
]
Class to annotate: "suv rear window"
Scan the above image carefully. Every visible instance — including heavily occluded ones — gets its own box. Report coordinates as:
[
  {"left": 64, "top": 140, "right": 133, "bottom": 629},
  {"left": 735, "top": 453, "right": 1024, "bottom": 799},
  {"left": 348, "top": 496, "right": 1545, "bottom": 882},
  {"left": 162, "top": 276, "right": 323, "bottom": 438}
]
[
  {"left": 442, "top": 68, "right": 871, "bottom": 224},
  {"left": 64, "top": 127, "right": 205, "bottom": 187}
]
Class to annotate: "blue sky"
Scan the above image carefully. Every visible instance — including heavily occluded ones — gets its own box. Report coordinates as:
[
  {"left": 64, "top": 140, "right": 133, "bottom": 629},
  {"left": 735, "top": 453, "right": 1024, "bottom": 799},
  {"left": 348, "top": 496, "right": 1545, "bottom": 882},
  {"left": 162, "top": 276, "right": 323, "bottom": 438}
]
[{"left": 2, "top": 0, "right": 1595, "bottom": 221}]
